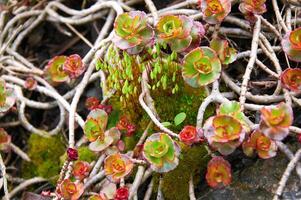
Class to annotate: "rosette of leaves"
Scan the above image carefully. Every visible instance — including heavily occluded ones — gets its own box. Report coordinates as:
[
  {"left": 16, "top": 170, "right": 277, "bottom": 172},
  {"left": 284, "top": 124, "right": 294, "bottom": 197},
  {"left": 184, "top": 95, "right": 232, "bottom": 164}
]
[
  {"left": 281, "top": 68, "right": 301, "bottom": 91},
  {"left": 182, "top": 47, "right": 221, "bottom": 88},
  {"left": 210, "top": 38, "right": 237, "bottom": 65},
  {"left": 200, "top": 0, "right": 231, "bottom": 24},
  {"left": 282, "top": 27, "right": 301, "bottom": 62},
  {"left": 112, "top": 11, "right": 154, "bottom": 54},
  {"left": 63, "top": 54, "right": 85, "bottom": 79},
  {"left": 260, "top": 102, "right": 293, "bottom": 141},
  {"left": 0, "top": 128, "right": 11, "bottom": 151},
  {"left": 239, "top": 0, "right": 266, "bottom": 21},
  {"left": 217, "top": 101, "right": 251, "bottom": 132},
  {"left": 204, "top": 115, "right": 246, "bottom": 155},
  {"left": 104, "top": 153, "right": 134, "bottom": 182},
  {"left": 242, "top": 130, "right": 277, "bottom": 159},
  {"left": 84, "top": 109, "right": 120, "bottom": 151},
  {"left": 143, "top": 132, "right": 180, "bottom": 173},
  {"left": 57, "top": 179, "right": 84, "bottom": 200},
  {"left": 72, "top": 161, "right": 90, "bottom": 180},
  {"left": 44, "top": 56, "right": 69, "bottom": 84},
  {"left": 0, "top": 79, "right": 15, "bottom": 113},
  {"left": 156, "top": 15, "right": 205, "bottom": 52},
  {"left": 179, "top": 125, "right": 203, "bottom": 145},
  {"left": 205, "top": 156, "right": 232, "bottom": 188}
]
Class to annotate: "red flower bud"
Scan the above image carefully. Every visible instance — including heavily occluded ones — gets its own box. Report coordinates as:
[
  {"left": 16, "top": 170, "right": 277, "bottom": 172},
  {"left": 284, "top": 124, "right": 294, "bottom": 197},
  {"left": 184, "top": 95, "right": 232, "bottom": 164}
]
[
  {"left": 114, "top": 187, "right": 129, "bottom": 200},
  {"left": 67, "top": 148, "right": 78, "bottom": 161},
  {"left": 179, "top": 126, "right": 203, "bottom": 145}
]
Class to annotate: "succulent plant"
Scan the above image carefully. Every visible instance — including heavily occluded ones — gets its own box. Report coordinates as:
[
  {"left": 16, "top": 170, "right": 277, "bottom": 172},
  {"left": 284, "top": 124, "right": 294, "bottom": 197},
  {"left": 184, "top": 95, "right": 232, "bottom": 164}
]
[
  {"left": 156, "top": 15, "right": 205, "bottom": 52},
  {"left": 239, "top": 0, "right": 266, "bottom": 22},
  {"left": 104, "top": 153, "right": 134, "bottom": 182},
  {"left": 217, "top": 101, "right": 251, "bottom": 132},
  {"left": 182, "top": 47, "right": 221, "bottom": 88},
  {"left": 200, "top": 0, "right": 231, "bottom": 24},
  {"left": 0, "top": 128, "right": 11, "bottom": 151},
  {"left": 143, "top": 132, "right": 180, "bottom": 173},
  {"left": 242, "top": 130, "right": 277, "bottom": 159},
  {"left": 204, "top": 115, "right": 246, "bottom": 155},
  {"left": 281, "top": 68, "right": 301, "bottom": 91},
  {"left": 282, "top": 27, "right": 301, "bottom": 62},
  {"left": 260, "top": 102, "right": 293, "bottom": 141},
  {"left": 179, "top": 125, "right": 203, "bottom": 145},
  {"left": 112, "top": 11, "right": 154, "bottom": 54},
  {"left": 84, "top": 109, "right": 120, "bottom": 151},
  {"left": 57, "top": 179, "right": 84, "bottom": 200},
  {"left": 63, "top": 54, "right": 85, "bottom": 79},
  {"left": 72, "top": 161, "right": 91, "bottom": 180},
  {"left": 0, "top": 79, "right": 15, "bottom": 113},
  {"left": 44, "top": 56, "right": 69, "bottom": 84},
  {"left": 210, "top": 38, "right": 237, "bottom": 65},
  {"left": 206, "top": 156, "right": 232, "bottom": 188}
]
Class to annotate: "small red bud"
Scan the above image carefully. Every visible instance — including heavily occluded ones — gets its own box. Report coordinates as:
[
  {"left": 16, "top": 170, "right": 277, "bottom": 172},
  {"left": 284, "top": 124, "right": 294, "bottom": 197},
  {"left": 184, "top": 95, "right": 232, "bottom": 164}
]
[{"left": 67, "top": 148, "right": 78, "bottom": 161}]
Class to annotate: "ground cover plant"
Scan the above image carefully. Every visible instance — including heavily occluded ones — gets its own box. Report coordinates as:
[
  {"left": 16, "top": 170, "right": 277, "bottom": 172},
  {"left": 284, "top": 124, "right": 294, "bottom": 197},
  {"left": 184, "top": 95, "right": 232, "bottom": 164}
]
[{"left": 0, "top": 0, "right": 301, "bottom": 199}]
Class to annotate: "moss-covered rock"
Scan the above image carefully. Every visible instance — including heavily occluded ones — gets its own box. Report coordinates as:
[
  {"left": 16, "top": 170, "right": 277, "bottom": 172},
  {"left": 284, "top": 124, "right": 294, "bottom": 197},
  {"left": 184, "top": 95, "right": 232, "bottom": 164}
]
[
  {"left": 152, "top": 144, "right": 210, "bottom": 200},
  {"left": 22, "top": 134, "right": 66, "bottom": 183}
]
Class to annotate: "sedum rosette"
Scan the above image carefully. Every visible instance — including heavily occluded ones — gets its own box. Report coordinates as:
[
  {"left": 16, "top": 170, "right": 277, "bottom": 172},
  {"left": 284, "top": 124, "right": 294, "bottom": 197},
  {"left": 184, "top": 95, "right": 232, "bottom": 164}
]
[
  {"left": 281, "top": 68, "right": 301, "bottom": 91},
  {"left": 112, "top": 11, "right": 154, "bottom": 54},
  {"left": 63, "top": 54, "right": 85, "bottom": 79},
  {"left": 210, "top": 38, "right": 237, "bottom": 65},
  {"left": 72, "top": 161, "right": 91, "bottom": 180},
  {"left": 200, "top": 0, "right": 231, "bottom": 24},
  {"left": 44, "top": 56, "right": 69, "bottom": 84},
  {"left": 143, "top": 133, "right": 180, "bottom": 173},
  {"left": 104, "top": 153, "right": 134, "bottom": 182},
  {"left": 242, "top": 130, "right": 277, "bottom": 159},
  {"left": 260, "top": 102, "right": 293, "bottom": 141},
  {"left": 84, "top": 109, "right": 120, "bottom": 152},
  {"left": 0, "top": 79, "right": 15, "bottom": 113},
  {"left": 156, "top": 15, "right": 205, "bottom": 52},
  {"left": 204, "top": 115, "right": 246, "bottom": 155},
  {"left": 282, "top": 27, "right": 301, "bottom": 62},
  {"left": 239, "top": 0, "right": 266, "bottom": 22},
  {"left": 57, "top": 179, "right": 84, "bottom": 200},
  {"left": 182, "top": 47, "right": 221, "bottom": 88},
  {"left": 179, "top": 125, "right": 203, "bottom": 145},
  {"left": 206, "top": 156, "right": 232, "bottom": 188}
]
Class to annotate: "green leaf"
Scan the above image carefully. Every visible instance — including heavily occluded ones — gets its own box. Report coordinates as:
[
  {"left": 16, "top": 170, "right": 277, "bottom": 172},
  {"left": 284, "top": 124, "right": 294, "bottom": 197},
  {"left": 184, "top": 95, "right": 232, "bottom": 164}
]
[
  {"left": 162, "top": 122, "right": 172, "bottom": 127},
  {"left": 174, "top": 112, "right": 186, "bottom": 126}
]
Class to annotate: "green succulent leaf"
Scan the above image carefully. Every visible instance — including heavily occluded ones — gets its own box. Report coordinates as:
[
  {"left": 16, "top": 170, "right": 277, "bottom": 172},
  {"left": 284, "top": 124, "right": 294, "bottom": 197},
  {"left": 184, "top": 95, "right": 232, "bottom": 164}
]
[{"left": 174, "top": 112, "right": 187, "bottom": 126}]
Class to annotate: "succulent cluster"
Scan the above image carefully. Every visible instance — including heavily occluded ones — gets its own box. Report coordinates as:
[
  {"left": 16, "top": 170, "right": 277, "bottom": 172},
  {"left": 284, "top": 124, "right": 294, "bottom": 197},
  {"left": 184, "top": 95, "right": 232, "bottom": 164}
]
[
  {"left": 282, "top": 27, "right": 301, "bottom": 62},
  {"left": 182, "top": 47, "right": 222, "bottom": 88},
  {"left": 280, "top": 68, "right": 301, "bottom": 91},
  {"left": 200, "top": 0, "right": 231, "bottom": 24},
  {"left": 57, "top": 179, "right": 84, "bottom": 200},
  {"left": 0, "top": 79, "right": 15, "bottom": 113},
  {"left": 210, "top": 38, "right": 237, "bottom": 65},
  {"left": 104, "top": 153, "right": 134, "bottom": 182},
  {"left": 112, "top": 12, "right": 205, "bottom": 53},
  {"left": 44, "top": 54, "right": 85, "bottom": 84},
  {"left": 259, "top": 102, "right": 293, "bottom": 141},
  {"left": 84, "top": 109, "right": 121, "bottom": 152},
  {"left": 143, "top": 133, "right": 180, "bottom": 173},
  {"left": 204, "top": 101, "right": 249, "bottom": 155},
  {"left": 239, "top": 0, "right": 267, "bottom": 22}
]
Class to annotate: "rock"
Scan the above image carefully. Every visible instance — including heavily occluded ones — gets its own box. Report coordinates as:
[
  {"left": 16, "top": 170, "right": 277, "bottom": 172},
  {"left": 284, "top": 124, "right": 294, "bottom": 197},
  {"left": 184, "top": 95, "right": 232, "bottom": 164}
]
[{"left": 197, "top": 143, "right": 301, "bottom": 200}]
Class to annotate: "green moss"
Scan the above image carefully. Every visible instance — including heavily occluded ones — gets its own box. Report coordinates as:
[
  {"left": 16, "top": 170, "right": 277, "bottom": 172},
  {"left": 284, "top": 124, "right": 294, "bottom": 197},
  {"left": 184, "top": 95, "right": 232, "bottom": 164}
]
[
  {"left": 151, "top": 145, "right": 210, "bottom": 200},
  {"left": 152, "top": 79, "right": 215, "bottom": 132},
  {"left": 22, "top": 134, "right": 66, "bottom": 183}
]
